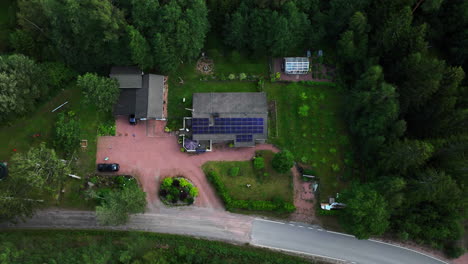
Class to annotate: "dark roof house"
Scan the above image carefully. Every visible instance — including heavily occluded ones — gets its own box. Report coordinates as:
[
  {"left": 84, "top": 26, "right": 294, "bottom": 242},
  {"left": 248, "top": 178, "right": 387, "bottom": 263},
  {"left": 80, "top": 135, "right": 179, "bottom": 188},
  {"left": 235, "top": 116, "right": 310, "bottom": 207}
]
[
  {"left": 110, "top": 66, "right": 165, "bottom": 120},
  {"left": 189, "top": 92, "right": 268, "bottom": 147}
]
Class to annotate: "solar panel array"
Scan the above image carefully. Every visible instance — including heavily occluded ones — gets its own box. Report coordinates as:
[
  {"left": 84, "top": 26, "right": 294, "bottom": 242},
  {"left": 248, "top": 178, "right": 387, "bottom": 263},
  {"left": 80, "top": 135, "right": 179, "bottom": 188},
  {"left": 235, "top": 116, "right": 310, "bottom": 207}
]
[
  {"left": 236, "top": 135, "right": 253, "bottom": 142},
  {"left": 192, "top": 118, "right": 264, "bottom": 135}
]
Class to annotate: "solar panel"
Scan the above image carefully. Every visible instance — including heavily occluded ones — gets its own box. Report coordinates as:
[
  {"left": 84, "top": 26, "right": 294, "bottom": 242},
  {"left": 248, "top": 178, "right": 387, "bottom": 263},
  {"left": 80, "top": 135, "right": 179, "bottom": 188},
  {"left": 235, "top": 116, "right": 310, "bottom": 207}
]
[
  {"left": 236, "top": 135, "right": 253, "bottom": 142},
  {"left": 192, "top": 118, "right": 264, "bottom": 135}
]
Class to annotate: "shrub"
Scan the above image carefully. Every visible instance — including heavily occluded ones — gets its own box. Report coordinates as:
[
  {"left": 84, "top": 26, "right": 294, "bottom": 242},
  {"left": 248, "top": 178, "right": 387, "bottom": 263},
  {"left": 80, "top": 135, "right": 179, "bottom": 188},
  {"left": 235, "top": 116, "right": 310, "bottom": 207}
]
[
  {"left": 239, "top": 73, "right": 247, "bottom": 81},
  {"left": 189, "top": 186, "right": 199, "bottom": 197},
  {"left": 160, "top": 177, "right": 198, "bottom": 205},
  {"left": 229, "top": 167, "right": 240, "bottom": 177},
  {"left": 97, "top": 122, "right": 116, "bottom": 136},
  {"left": 54, "top": 111, "right": 81, "bottom": 154},
  {"left": 228, "top": 74, "right": 236, "bottom": 80},
  {"left": 272, "top": 150, "right": 294, "bottom": 173},
  {"left": 300, "top": 92, "right": 308, "bottom": 100},
  {"left": 444, "top": 243, "right": 465, "bottom": 259},
  {"left": 253, "top": 157, "right": 265, "bottom": 170},
  {"left": 161, "top": 178, "right": 173, "bottom": 189},
  {"left": 257, "top": 79, "right": 264, "bottom": 92},
  {"left": 332, "top": 164, "right": 340, "bottom": 172},
  {"left": 298, "top": 105, "right": 309, "bottom": 117}
]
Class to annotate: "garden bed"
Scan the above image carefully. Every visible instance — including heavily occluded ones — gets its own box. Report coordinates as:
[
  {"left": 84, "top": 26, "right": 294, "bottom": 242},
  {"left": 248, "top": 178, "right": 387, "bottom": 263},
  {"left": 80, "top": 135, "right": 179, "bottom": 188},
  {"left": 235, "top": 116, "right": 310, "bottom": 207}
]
[{"left": 159, "top": 176, "right": 198, "bottom": 206}]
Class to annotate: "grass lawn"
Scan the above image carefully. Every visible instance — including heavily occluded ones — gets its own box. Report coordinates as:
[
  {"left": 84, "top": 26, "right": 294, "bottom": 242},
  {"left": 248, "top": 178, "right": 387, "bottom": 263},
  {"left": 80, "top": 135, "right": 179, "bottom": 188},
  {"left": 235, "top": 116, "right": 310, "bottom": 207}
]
[
  {"left": 0, "top": 230, "right": 317, "bottom": 264},
  {"left": 202, "top": 150, "right": 293, "bottom": 203},
  {"left": 0, "top": 85, "right": 110, "bottom": 210},
  {"left": 0, "top": 0, "right": 16, "bottom": 52},
  {"left": 266, "top": 82, "right": 352, "bottom": 202}
]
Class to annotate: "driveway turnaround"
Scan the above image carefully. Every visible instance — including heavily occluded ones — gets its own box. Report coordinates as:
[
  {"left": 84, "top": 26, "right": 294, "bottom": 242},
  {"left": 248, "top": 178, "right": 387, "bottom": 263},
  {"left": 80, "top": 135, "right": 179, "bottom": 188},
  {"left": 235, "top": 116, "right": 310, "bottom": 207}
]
[
  {"left": 97, "top": 117, "right": 279, "bottom": 209},
  {"left": 251, "top": 219, "right": 448, "bottom": 264}
]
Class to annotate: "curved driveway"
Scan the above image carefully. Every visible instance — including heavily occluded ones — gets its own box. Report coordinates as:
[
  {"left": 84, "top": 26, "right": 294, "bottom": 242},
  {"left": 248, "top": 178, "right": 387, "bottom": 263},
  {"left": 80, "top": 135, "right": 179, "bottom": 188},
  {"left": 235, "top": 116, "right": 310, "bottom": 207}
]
[{"left": 0, "top": 208, "right": 449, "bottom": 264}]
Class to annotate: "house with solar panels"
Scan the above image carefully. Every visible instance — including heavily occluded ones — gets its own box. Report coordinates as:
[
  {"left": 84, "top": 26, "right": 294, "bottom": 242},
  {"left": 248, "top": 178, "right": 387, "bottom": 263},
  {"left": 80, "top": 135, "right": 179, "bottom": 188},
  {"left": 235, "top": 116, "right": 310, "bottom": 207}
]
[
  {"left": 181, "top": 92, "right": 268, "bottom": 152},
  {"left": 283, "top": 57, "right": 310, "bottom": 74}
]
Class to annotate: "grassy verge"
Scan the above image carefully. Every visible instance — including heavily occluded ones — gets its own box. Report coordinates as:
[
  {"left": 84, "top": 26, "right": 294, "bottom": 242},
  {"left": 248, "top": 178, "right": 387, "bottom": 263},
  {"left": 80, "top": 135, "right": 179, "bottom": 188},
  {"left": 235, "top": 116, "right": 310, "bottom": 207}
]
[
  {"left": 0, "top": 230, "right": 318, "bottom": 264},
  {"left": 265, "top": 82, "right": 353, "bottom": 202}
]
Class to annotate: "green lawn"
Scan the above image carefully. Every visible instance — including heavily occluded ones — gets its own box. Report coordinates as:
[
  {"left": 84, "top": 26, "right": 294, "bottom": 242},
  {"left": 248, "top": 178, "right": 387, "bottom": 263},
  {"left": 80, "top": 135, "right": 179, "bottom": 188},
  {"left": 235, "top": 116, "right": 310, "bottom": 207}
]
[
  {"left": 202, "top": 150, "right": 293, "bottom": 203},
  {"left": 0, "top": 230, "right": 317, "bottom": 264},
  {"left": 266, "top": 82, "right": 352, "bottom": 201},
  {"left": 0, "top": 85, "right": 110, "bottom": 209},
  {"left": 0, "top": 0, "right": 16, "bottom": 52}
]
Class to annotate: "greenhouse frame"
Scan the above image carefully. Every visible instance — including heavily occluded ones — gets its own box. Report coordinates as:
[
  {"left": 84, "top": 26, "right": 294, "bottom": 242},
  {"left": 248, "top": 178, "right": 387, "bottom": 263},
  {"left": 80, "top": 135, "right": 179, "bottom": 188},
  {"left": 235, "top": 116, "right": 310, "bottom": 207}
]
[{"left": 283, "top": 57, "right": 309, "bottom": 74}]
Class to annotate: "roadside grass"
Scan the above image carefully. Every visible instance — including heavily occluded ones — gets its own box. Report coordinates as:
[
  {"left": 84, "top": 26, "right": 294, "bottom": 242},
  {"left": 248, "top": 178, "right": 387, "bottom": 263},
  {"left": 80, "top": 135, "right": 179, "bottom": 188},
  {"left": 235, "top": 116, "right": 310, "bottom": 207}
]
[
  {"left": 0, "top": 85, "right": 110, "bottom": 209},
  {"left": 0, "top": 0, "right": 16, "bottom": 52},
  {"left": 0, "top": 230, "right": 317, "bottom": 264},
  {"left": 265, "top": 82, "right": 352, "bottom": 202},
  {"left": 202, "top": 150, "right": 293, "bottom": 203}
]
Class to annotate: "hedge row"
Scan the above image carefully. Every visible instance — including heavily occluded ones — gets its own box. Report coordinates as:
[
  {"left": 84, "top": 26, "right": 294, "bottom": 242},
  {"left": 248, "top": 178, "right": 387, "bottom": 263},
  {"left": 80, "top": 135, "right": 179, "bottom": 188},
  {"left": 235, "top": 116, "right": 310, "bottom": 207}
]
[{"left": 207, "top": 171, "right": 295, "bottom": 213}]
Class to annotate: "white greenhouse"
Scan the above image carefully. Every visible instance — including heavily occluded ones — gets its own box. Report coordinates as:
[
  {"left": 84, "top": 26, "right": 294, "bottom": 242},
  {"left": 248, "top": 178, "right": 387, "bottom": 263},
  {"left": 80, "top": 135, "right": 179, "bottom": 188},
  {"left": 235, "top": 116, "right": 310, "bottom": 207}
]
[{"left": 283, "top": 57, "right": 309, "bottom": 74}]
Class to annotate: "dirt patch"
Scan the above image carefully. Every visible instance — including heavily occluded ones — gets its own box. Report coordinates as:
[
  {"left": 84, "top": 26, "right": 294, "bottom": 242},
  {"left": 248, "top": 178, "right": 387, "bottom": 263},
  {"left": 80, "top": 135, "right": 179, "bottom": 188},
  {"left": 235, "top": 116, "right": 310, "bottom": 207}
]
[
  {"left": 288, "top": 167, "right": 319, "bottom": 224},
  {"left": 196, "top": 57, "right": 214, "bottom": 75}
]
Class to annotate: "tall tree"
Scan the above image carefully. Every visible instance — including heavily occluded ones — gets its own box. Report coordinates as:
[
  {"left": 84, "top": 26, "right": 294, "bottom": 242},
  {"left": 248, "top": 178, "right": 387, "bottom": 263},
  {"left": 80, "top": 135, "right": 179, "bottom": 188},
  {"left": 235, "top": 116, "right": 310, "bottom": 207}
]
[
  {"left": 339, "top": 182, "right": 390, "bottom": 239},
  {"left": 0, "top": 54, "right": 46, "bottom": 121},
  {"left": 0, "top": 143, "right": 71, "bottom": 222},
  {"left": 127, "top": 25, "right": 153, "bottom": 71},
  {"left": 378, "top": 139, "right": 434, "bottom": 175},
  {"left": 77, "top": 73, "right": 120, "bottom": 113},
  {"left": 15, "top": 0, "right": 131, "bottom": 72},
  {"left": 131, "top": 0, "right": 209, "bottom": 73},
  {"left": 96, "top": 183, "right": 147, "bottom": 225},
  {"left": 348, "top": 66, "right": 406, "bottom": 164}
]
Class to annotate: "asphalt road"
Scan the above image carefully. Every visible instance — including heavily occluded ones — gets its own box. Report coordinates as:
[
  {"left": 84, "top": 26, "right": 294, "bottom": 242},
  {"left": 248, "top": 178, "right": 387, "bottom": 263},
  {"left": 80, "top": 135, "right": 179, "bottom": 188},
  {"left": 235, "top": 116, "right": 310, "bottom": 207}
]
[
  {"left": 251, "top": 219, "right": 448, "bottom": 264},
  {"left": 0, "top": 209, "right": 448, "bottom": 264}
]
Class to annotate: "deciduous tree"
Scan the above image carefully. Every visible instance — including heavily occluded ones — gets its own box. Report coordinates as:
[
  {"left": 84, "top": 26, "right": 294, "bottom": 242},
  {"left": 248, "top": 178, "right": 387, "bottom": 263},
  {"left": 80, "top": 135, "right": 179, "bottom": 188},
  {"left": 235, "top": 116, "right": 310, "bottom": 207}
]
[{"left": 77, "top": 73, "right": 120, "bottom": 113}]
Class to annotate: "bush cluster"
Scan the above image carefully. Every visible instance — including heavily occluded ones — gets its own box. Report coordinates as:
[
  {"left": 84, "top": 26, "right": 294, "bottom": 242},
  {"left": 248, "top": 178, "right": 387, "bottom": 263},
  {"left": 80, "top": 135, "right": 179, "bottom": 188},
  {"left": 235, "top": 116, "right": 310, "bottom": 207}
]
[
  {"left": 207, "top": 171, "right": 295, "bottom": 213},
  {"left": 159, "top": 177, "right": 198, "bottom": 205}
]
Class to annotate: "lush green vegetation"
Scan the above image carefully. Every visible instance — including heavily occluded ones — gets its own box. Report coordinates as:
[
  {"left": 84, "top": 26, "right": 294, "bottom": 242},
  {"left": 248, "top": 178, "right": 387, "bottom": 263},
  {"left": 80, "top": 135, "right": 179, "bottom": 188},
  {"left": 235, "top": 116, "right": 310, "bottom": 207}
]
[
  {"left": 203, "top": 150, "right": 295, "bottom": 214},
  {"left": 1, "top": 0, "right": 466, "bottom": 257},
  {"left": 266, "top": 82, "right": 352, "bottom": 201},
  {"left": 159, "top": 177, "right": 199, "bottom": 205},
  {"left": 0, "top": 0, "right": 15, "bottom": 52},
  {"left": 0, "top": 230, "right": 316, "bottom": 264}
]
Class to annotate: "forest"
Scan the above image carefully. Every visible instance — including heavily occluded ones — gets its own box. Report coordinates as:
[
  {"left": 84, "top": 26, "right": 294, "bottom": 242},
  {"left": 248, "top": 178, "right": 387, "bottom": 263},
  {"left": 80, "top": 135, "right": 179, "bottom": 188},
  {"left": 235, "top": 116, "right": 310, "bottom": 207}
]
[{"left": 0, "top": 0, "right": 467, "bottom": 258}]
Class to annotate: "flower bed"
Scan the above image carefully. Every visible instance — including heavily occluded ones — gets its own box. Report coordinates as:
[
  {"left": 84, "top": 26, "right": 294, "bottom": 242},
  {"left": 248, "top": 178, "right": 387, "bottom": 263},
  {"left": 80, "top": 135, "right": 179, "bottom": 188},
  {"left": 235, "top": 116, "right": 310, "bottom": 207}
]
[{"left": 159, "top": 177, "right": 198, "bottom": 206}]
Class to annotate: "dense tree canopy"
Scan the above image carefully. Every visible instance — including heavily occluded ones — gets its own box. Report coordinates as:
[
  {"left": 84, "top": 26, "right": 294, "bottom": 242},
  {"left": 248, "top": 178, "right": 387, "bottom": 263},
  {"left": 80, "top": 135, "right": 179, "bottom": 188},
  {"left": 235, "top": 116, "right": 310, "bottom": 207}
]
[
  {"left": 0, "top": 54, "right": 46, "bottom": 121},
  {"left": 77, "top": 73, "right": 120, "bottom": 113},
  {"left": 339, "top": 182, "right": 389, "bottom": 239},
  {"left": 0, "top": 143, "right": 71, "bottom": 222},
  {"left": 130, "top": 0, "right": 209, "bottom": 73},
  {"left": 14, "top": 0, "right": 131, "bottom": 72}
]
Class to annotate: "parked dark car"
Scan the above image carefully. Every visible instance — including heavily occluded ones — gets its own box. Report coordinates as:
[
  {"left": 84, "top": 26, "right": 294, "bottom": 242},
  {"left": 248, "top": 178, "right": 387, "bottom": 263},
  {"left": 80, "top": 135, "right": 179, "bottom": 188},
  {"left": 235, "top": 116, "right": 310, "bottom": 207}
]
[
  {"left": 97, "top": 163, "right": 119, "bottom": 172},
  {"left": 129, "top": 114, "right": 137, "bottom": 125}
]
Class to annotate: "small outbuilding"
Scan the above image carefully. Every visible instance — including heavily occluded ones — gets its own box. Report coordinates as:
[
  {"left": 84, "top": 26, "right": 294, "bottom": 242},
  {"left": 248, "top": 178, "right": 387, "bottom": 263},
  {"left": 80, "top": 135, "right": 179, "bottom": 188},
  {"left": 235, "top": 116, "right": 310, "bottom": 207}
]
[{"left": 283, "top": 57, "right": 309, "bottom": 74}]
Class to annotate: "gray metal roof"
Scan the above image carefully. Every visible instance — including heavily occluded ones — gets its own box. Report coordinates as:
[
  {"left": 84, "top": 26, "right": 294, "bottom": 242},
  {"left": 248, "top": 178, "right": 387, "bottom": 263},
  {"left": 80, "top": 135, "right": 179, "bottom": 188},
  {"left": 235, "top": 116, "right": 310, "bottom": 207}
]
[
  {"left": 192, "top": 92, "right": 268, "bottom": 143},
  {"left": 112, "top": 67, "right": 164, "bottom": 119},
  {"left": 192, "top": 92, "right": 268, "bottom": 117},
  {"left": 146, "top": 74, "right": 164, "bottom": 119},
  {"left": 110, "top": 66, "right": 143, "bottom": 89}
]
